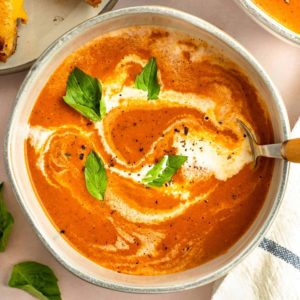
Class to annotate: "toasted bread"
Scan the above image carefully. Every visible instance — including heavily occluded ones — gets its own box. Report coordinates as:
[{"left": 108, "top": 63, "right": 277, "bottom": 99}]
[
  {"left": 0, "top": 0, "right": 27, "bottom": 62},
  {"left": 0, "top": 0, "right": 100, "bottom": 62}
]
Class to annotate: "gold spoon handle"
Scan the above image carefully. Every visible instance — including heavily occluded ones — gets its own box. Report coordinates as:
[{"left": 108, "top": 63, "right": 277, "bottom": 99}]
[{"left": 281, "top": 138, "right": 300, "bottom": 163}]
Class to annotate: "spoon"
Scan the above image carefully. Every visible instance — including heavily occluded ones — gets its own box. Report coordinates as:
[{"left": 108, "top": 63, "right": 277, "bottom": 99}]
[{"left": 237, "top": 119, "right": 300, "bottom": 165}]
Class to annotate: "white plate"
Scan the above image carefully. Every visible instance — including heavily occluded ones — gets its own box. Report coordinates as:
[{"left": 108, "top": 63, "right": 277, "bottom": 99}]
[{"left": 0, "top": 0, "right": 117, "bottom": 75}]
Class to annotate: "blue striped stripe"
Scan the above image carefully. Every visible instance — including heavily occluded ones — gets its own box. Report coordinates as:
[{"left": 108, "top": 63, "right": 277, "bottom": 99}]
[{"left": 259, "top": 238, "right": 300, "bottom": 270}]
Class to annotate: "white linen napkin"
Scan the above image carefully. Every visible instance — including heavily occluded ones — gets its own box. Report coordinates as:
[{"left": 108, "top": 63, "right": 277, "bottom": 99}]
[{"left": 212, "top": 119, "right": 300, "bottom": 300}]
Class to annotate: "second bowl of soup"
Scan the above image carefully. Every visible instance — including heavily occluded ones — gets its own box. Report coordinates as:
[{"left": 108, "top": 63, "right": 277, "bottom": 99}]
[{"left": 235, "top": 0, "right": 300, "bottom": 45}]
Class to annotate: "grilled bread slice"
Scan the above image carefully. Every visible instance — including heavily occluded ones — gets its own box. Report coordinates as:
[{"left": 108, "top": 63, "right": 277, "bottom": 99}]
[
  {"left": 0, "top": 0, "right": 27, "bottom": 62},
  {"left": 0, "top": 0, "right": 100, "bottom": 62}
]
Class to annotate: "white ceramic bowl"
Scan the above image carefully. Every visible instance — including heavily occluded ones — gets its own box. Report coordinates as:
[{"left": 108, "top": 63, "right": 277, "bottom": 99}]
[
  {"left": 234, "top": 0, "right": 300, "bottom": 46},
  {"left": 6, "top": 6, "right": 290, "bottom": 293}
]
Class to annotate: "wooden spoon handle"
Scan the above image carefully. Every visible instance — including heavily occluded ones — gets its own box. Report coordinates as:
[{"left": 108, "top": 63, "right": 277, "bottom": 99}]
[{"left": 281, "top": 138, "right": 300, "bottom": 163}]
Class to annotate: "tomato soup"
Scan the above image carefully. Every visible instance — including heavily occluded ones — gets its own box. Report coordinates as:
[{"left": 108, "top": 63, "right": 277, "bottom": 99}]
[
  {"left": 25, "top": 26, "right": 274, "bottom": 275},
  {"left": 253, "top": 0, "right": 300, "bottom": 34}
]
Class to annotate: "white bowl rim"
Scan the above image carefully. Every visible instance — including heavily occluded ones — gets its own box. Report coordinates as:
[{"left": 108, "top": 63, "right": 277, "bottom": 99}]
[
  {"left": 234, "top": 0, "right": 300, "bottom": 46},
  {"left": 5, "top": 5, "right": 290, "bottom": 293}
]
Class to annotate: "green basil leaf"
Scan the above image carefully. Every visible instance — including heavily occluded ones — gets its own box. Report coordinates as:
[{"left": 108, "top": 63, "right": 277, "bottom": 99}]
[
  {"left": 84, "top": 151, "right": 107, "bottom": 200},
  {"left": 142, "top": 155, "right": 187, "bottom": 187},
  {"left": 8, "top": 261, "right": 61, "bottom": 300},
  {"left": 0, "top": 182, "right": 14, "bottom": 252},
  {"left": 63, "top": 67, "right": 106, "bottom": 121},
  {"left": 135, "top": 57, "right": 160, "bottom": 100}
]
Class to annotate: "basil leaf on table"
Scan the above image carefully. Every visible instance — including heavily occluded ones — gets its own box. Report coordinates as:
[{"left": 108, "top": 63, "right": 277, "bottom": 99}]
[
  {"left": 135, "top": 57, "right": 160, "bottom": 100},
  {"left": 8, "top": 261, "right": 61, "bottom": 300},
  {"left": 63, "top": 67, "right": 105, "bottom": 121},
  {"left": 142, "top": 155, "right": 187, "bottom": 187},
  {"left": 84, "top": 151, "right": 107, "bottom": 200},
  {"left": 0, "top": 182, "right": 14, "bottom": 252}
]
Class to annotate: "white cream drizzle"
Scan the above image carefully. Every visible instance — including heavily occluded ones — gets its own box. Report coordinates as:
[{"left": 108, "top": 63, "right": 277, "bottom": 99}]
[
  {"left": 106, "top": 189, "right": 215, "bottom": 224},
  {"left": 174, "top": 132, "right": 252, "bottom": 182},
  {"left": 94, "top": 217, "right": 165, "bottom": 254}
]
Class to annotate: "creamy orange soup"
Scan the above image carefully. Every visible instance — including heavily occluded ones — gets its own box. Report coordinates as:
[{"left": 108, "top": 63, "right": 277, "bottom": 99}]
[
  {"left": 26, "top": 26, "right": 274, "bottom": 275},
  {"left": 253, "top": 0, "right": 300, "bottom": 34}
]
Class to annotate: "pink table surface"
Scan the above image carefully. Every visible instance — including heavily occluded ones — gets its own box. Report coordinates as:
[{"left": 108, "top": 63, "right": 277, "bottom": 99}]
[{"left": 0, "top": 0, "right": 300, "bottom": 299}]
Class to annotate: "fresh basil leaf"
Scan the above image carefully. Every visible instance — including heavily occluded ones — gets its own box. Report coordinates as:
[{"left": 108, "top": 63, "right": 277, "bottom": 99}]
[
  {"left": 0, "top": 182, "right": 14, "bottom": 252},
  {"left": 84, "top": 151, "right": 107, "bottom": 200},
  {"left": 8, "top": 261, "right": 61, "bottom": 300},
  {"left": 142, "top": 155, "right": 187, "bottom": 187},
  {"left": 135, "top": 57, "right": 160, "bottom": 100},
  {"left": 63, "top": 67, "right": 105, "bottom": 121}
]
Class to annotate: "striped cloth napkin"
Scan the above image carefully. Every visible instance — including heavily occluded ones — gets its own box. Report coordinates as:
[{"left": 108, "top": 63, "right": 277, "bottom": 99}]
[{"left": 212, "top": 119, "right": 300, "bottom": 300}]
